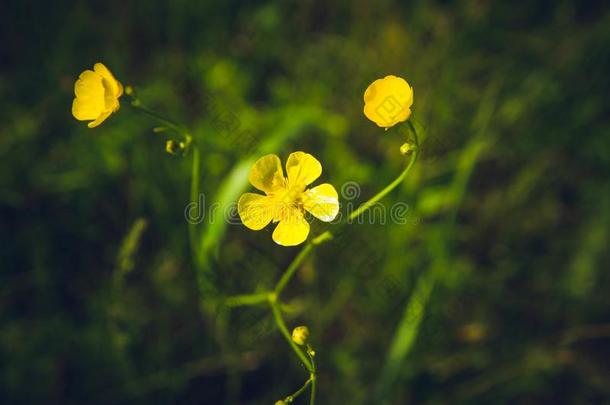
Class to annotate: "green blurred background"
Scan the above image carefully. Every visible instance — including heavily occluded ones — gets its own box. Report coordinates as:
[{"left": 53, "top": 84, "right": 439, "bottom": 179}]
[{"left": 2, "top": 0, "right": 610, "bottom": 403}]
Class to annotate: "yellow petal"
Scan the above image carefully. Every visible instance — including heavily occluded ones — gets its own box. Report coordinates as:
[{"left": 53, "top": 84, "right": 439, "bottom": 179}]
[
  {"left": 74, "top": 70, "right": 104, "bottom": 98},
  {"left": 248, "top": 154, "right": 286, "bottom": 194},
  {"left": 272, "top": 209, "right": 310, "bottom": 246},
  {"left": 94, "top": 63, "right": 123, "bottom": 99},
  {"left": 87, "top": 110, "right": 112, "bottom": 128},
  {"left": 302, "top": 183, "right": 339, "bottom": 222},
  {"left": 238, "top": 193, "right": 275, "bottom": 230},
  {"left": 72, "top": 96, "right": 103, "bottom": 121},
  {"left": 363, "top": 75, "right": 413, "bottom": 128},
  {"left": 72, "top": 70, "right": 105, "bottom": 120},
  {"left": 285, "top": 152, "right": 322, "bottom": 187}
]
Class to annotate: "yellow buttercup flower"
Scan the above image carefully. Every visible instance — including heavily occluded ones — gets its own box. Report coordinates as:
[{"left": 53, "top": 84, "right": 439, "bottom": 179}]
[
  {"left": 238, "top": 152, "right": 339, "bottom": 246},
  {"left": 72, "top": 63, "right": 123, "bottom": 128},
  {"left": 363, "top": 75, "right": 413, "bottom": 128}
]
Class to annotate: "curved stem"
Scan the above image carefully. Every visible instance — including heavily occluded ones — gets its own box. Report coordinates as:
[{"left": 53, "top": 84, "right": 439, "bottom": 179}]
[
  {"left": 130, "top": 102, "right": 188, "bottom": 136},
  {"left": 125, "top": 88, "right": 189, "bottom": 137},
  {"left": 284, "top": 377, "right": 313, "bottom": 403},
  {"left": 348, "top": 149, "right": 418, "bottom": 222},
  {"left": 270, "top": 299, "right": 313, "bottom": 373}
]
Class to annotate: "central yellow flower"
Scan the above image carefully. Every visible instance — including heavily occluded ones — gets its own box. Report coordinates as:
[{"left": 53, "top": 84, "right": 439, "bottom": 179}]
[
  {"left": 238, "top": 152, "right": 339, "bottom": 246},
  {"left": 72, "top": 62, "right": 123, "bottom": 128}
]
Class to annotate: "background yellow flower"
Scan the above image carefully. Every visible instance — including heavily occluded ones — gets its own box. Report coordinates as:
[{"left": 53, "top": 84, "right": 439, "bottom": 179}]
[
  {"left": 72, "top": 63, "right": 123, "bottom": 128},
  {"left": 238, "top": 152, "right": 339, "bottom": 246},
  {"left": 363, "top": 75, "right": 413, "bottom": 128}
]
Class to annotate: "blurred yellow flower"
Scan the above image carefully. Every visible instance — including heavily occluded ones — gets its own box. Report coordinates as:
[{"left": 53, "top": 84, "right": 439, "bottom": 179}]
[
  {"left": 72, "top": 63, "right": 123, "bottom": 128},
  {"left": 363, "top": 75, "right": 413, "bottom": 128},
  {"left": 238, "top": 152, "right": 339, "bottom": 246}
]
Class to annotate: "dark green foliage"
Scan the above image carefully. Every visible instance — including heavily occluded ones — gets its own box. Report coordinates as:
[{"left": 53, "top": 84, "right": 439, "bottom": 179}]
[{"left": 1, "top": 1, "right": 609, "bottom": 403}]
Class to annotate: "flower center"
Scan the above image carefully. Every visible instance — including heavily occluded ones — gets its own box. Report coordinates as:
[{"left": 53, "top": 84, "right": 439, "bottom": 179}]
[{"left": 280, "top": 185, "right": 303, "bottom": 206}]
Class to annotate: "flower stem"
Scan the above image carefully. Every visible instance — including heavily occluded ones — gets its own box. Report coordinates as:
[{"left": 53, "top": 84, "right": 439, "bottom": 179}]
[
  {"left": 224, "top": 292, "right": 270, "bottom": 307},
  {"left": 126, "top": 88, "right": 189, "bottom": 137},
  {"left": 308, "top": 348, "right": 317, "bottom": 405},
  {"left": 270, "top": 298, "right": 313, "bottom": 373},
  {"left": 283, "top": 377, "right": 313, "bottom": 403},
  {"left": 348, "top": 149, "right": 418, "bottom": 222},
  {"left": 274, "top": 243, "right": 314, "bottom": 297},
  {"left": 130, "top": 102, "right": 188, "bottom": 136},
  {"left": 310, "top": 375, "right": 316, "bottom": 405}
]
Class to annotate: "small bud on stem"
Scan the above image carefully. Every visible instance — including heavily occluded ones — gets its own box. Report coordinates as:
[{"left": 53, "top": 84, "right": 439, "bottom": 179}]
[{"left": 291, "top": 326, "right": 310, "bottom": 346}]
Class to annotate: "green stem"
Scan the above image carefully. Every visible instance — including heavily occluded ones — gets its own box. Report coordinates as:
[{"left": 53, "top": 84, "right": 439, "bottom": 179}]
[
  {"left": 270, "top": 299, "right": 313, "bottom": 373},
  {"left": 130, "top": 102, "right": 187, "bottom": 135},
  {"left": 284, "top": 378, "right": 313, "bottom": 402},
  {"left": 126, "top": 88, "right": 204, "bottom": 286},
  {"left": 126, "top": 88, "right": 189, "bottom": 137},
  {"left": 274, "top": 244, "right": 314, "bottom": 297},
  {"left": 348, "top": 149, "right": 418, "bottom": 222},
  {"left": 310, "top": 375, "right": 316, "bottom": 405},
  {"left": 225, "top": 292, "right": 271, "bottom": 307},
  {"left": 308, "top": 348, "right": 317, "bottom": 405}
]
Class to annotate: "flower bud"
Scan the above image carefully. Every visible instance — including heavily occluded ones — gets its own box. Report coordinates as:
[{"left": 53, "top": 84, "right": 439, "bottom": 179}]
[
  {"left": 165, "top": 139, "right": 181, "bottom": 155},
  {"left": 400, "top": 142, "right": 414, "bottom": 155},
  {"left": 291, "top": 326, "right": 309, "bottom": 346}
]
